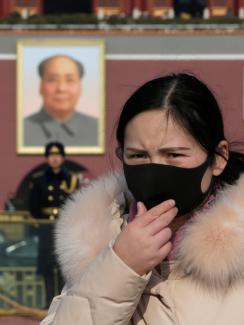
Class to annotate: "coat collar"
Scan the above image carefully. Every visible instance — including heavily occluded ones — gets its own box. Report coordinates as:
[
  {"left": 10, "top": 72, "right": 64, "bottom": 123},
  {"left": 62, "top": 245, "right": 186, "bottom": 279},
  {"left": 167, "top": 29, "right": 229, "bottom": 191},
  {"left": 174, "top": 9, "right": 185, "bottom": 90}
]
[
  {"left": 55, "top": 172, "right": 128, "bottom": 286},
  {"left": 172, "top": 175, "right": 244, "bottom": 290},
  {"left": 55, "top": 172, "right": 244, "bottom": 290}
]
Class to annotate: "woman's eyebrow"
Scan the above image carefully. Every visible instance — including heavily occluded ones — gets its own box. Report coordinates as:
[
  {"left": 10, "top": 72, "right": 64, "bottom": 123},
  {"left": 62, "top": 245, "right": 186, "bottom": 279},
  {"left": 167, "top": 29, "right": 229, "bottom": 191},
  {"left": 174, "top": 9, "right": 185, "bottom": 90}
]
[
  {"left": 125, "top": 147, "right": 190, "bottom": 152},
  {"left": 158, "top": 147, "right": 190, "bottom": 153},
  {"left": 125, "top": 147, "right": 146, "bottom": 152}
]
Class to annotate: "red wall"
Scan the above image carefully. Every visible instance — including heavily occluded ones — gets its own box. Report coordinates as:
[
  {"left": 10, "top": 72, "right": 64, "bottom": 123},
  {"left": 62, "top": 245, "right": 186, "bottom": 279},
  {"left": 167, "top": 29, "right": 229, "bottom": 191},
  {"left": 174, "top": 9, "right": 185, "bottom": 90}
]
[
  {"left": 1, "top": 58, "right": 244, "bottom": 208},
  {"left": 0, "top": 0, "right": 12, "bottom": 16},
  {"left": 0, "top": 0, "right": 43, "bottom": 16}
]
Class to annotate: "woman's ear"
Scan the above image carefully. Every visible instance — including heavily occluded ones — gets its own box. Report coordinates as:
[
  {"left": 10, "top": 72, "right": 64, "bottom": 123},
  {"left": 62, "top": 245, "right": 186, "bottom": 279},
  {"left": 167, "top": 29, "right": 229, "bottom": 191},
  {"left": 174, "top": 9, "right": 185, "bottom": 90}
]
[{"left": 212, "top": 140, "right": 229, "bottom": 176}]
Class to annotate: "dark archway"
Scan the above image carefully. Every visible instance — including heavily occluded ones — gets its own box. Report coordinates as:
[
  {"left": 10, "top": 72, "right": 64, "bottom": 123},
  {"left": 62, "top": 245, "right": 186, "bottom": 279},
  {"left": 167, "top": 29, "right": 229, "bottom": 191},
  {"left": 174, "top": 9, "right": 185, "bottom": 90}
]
[{"left": 43, "top": 0, "right": 92, "bottom": 14}]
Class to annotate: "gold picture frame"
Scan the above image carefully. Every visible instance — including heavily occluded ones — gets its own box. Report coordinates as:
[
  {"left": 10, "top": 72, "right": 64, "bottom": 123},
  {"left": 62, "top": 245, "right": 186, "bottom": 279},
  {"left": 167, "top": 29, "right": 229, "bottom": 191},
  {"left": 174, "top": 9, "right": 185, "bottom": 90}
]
[{"left": 16, "top": 39, "right": 105, "bottom": 154}]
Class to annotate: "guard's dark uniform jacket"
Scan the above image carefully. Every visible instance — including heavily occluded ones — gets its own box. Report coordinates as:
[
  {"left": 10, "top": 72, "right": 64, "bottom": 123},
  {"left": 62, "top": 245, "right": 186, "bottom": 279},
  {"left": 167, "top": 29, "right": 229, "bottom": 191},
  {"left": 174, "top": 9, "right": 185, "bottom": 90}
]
[
  {"left": 30, "top": 166, "right": 79, "bottom": 220},
  {"left": 29, "top": 166, "right": 79, "bottom": 305}
]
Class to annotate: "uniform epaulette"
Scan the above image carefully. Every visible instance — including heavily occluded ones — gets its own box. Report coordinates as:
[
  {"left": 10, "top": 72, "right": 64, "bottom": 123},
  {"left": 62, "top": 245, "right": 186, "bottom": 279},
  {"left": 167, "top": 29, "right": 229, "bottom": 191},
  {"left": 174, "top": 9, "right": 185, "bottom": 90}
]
[{"left": 32, "top": 170, "right": 44, "bottom": 179}]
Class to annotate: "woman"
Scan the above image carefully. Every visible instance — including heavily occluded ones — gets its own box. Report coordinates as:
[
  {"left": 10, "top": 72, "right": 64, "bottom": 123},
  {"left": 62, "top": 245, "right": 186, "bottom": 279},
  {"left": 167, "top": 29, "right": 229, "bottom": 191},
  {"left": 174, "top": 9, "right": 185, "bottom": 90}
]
[{"left": 41, "top": 73, "right": 244, "bottom": 325}]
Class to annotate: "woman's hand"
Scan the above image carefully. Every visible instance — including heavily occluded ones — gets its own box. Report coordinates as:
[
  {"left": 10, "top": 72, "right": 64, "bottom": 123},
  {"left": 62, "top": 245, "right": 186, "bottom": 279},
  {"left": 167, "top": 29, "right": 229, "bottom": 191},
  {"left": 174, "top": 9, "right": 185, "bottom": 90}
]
[{"left": 113, "top": 200, "right": 177, "bottom": 276}]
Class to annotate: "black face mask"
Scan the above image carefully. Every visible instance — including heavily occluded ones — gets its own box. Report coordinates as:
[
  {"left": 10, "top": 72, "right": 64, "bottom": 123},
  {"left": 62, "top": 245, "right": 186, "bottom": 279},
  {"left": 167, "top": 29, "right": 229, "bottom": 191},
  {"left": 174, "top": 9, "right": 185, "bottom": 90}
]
[{"left": 123, "top": 156, "right": 213, "bottom": 216}]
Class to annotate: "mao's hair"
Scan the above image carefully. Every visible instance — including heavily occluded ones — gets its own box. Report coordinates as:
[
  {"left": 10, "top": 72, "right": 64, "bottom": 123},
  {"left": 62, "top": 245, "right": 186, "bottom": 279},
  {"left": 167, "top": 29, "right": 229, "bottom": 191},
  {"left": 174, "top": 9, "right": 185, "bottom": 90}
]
[
  {"left": 38, "top": 54, "right": 84, "bottom": 79},
  {"left": 116, "top": 73, "right": 244, "bottom": 185}
]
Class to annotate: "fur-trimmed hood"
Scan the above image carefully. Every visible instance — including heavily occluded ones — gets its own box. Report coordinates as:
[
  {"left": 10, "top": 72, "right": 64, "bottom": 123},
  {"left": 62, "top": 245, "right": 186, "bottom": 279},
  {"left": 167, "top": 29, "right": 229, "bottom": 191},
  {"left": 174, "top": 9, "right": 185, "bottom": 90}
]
[
  {"left": 55, "top": 172, "right": 244, "bottom": 290},
  {"left": 55, "top": 172, "right": 128, "bottom": 286}
]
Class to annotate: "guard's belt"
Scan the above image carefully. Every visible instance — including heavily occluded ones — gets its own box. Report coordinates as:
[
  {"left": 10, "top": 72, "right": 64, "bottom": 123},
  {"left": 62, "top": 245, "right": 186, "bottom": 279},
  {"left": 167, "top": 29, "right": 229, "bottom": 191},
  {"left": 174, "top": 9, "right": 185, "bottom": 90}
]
[{"left": 41, "top": 207, "right": 60, "bottom": 216}]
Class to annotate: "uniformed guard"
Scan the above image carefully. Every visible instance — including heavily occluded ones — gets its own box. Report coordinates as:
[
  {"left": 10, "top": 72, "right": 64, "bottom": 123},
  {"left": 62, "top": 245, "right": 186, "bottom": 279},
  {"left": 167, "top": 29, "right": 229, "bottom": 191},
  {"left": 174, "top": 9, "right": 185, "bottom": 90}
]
[{"left": 29, "top": 141, "right": 79, "bottom": 308}]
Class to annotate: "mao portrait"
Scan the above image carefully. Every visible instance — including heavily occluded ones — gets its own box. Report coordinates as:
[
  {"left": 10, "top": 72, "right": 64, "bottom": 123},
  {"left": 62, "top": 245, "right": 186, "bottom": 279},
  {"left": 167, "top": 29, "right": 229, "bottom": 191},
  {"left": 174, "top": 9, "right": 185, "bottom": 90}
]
[{"left": 17, "top": 40, "right": 105, "bottom": 154}]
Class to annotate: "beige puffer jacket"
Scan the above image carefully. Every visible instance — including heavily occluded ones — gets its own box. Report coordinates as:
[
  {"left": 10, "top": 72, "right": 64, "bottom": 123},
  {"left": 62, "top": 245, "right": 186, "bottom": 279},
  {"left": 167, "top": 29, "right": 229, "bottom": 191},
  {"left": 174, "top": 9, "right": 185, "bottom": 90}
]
[{"left": 41, "top": 172, "right": 244, "bottom": 325}]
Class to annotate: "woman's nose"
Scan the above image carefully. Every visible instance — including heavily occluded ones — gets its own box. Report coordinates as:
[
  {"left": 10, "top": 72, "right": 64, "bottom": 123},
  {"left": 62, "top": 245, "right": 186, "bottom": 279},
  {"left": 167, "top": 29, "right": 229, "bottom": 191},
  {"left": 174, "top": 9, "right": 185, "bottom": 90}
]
[{"left": 150, "top": 156, "right": 167, "bottom": 165}]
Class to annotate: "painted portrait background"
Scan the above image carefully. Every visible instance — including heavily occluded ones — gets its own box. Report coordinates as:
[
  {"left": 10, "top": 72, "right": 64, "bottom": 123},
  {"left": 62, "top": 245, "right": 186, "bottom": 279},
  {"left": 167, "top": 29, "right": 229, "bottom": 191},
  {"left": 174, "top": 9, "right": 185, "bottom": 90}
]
[
  {"left": 23, "top": 46, "right": 100, "bottom": 119},
  {"left": 17, "top": 40, "right": 105, "bottom": 154}
]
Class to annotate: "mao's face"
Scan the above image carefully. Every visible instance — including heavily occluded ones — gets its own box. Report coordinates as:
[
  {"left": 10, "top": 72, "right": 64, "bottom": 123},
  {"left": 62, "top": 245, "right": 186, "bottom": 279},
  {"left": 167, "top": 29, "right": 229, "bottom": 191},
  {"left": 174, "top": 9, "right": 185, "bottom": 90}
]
[{"left": 40, "top": 57, "right": 81, "bottom": 117}]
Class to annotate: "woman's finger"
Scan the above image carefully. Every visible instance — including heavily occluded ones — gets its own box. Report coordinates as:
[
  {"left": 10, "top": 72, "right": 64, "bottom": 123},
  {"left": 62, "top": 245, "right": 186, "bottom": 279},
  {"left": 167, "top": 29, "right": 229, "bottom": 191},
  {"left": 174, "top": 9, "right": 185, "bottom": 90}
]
[
  {"left": 158, "top": 241, "right": 173, "bottom": 260},
  {"left": 152, "top": 227, "right": 172, "bottom": 249},
  {"left": 136, "top": 199, "right": 176, "bottom": 227},
  {"left": 147, "top": 207, "right": 178, "bottom": 235}
]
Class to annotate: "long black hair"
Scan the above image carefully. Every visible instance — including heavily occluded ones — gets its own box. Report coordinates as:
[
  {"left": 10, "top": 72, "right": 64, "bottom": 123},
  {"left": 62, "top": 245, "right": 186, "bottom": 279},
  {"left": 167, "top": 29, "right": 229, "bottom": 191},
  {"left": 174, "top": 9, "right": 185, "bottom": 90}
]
[{"left": 116, "top": 73, "right": 244, "bottom": 185}]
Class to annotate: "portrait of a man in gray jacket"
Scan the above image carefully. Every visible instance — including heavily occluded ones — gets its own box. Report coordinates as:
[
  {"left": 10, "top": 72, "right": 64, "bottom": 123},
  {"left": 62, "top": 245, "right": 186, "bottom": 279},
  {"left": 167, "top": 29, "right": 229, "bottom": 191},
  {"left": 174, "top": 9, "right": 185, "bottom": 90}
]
[{"left": 24, "top": 54, "right": 98, "bottom": 147}]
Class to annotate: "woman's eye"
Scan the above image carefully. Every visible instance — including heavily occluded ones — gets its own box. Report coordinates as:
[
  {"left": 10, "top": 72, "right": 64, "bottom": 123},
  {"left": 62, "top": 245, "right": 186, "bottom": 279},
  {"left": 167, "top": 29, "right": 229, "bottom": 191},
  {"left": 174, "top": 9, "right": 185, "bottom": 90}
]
[
  {"left": 128, "top": 153, "right": 146, "bottom": 159},
  {"left": 167, "top": 153, "right": 183, "bottom": 158}
]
